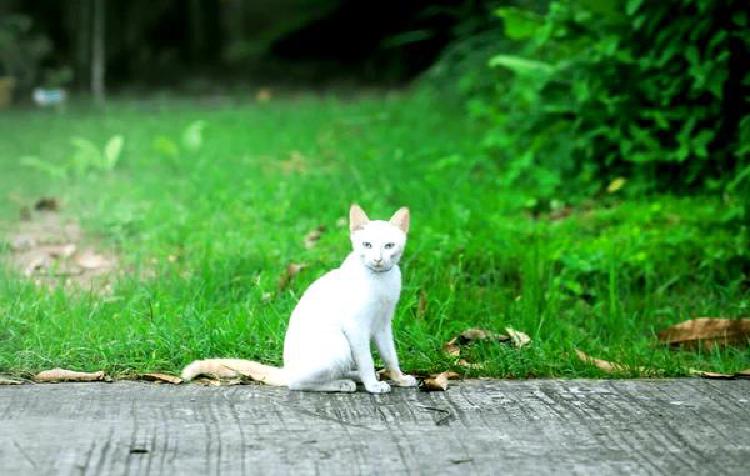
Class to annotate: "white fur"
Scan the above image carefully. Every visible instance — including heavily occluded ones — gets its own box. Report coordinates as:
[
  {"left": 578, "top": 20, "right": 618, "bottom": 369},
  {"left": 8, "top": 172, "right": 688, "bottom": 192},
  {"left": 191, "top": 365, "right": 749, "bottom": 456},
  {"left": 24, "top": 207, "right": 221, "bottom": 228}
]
[{"left": 181, "top": 205, "right": 417, "bottom": 393}]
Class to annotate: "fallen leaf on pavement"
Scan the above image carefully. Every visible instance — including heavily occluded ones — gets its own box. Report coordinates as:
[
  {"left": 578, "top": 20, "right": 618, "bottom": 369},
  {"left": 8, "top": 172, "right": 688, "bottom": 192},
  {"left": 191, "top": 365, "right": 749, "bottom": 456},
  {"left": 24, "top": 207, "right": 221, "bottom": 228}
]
[
  {"left": 277, "top": 263, "right": 306, "bottom": 290},
  {"left": 138, "top": 373, "right": 183, "bottom": 384},
  {"left": 0, "top": 376, "right": 30, "bottom": 385},
  {"left": 689, "top": 368, "right": 750, "bottom": 380},
  {"left": 34, "top": 368, "right": 106, "bottom": 382},
  {"left": 505, "top": 327, "right": 531, "bottom": 348},
  {"left": 303, "top": 225, "right": 326, "bottom": 249},
  {"left": 422, "top": 371, "right": 459, "bottom": 391},
  {"left": 699, "top": 371, "right": 736, "bottom": 380},
  {"left": 658, "top": 318, "right": 750, "bottom": 349}
]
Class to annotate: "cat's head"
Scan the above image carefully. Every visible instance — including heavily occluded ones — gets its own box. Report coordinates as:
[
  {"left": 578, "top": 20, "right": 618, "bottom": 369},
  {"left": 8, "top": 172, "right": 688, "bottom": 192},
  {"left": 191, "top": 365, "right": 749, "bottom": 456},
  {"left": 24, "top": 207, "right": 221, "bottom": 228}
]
[{"left": 349, "top": 204, "right": 409, "bottom": 273}]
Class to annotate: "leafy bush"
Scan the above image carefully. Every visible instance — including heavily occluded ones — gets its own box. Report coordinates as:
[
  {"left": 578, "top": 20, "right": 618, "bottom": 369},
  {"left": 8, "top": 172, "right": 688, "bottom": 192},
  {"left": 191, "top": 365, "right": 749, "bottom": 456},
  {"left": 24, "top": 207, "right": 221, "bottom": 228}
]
[{"left": 451, "top": 0, "right": 750, "bottom": 200}]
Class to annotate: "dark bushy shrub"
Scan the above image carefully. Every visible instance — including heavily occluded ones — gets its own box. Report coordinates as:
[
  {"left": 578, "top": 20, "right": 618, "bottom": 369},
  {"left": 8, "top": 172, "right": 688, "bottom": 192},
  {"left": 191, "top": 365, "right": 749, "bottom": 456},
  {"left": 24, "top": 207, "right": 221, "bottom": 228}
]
[{"left": 454, "top": 0, "right": 749, "bottom": 199}]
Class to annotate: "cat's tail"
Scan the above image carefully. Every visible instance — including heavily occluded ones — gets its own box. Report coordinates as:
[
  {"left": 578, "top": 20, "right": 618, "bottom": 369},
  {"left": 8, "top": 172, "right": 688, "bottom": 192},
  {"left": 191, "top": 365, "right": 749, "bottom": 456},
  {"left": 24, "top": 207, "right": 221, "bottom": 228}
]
[{"left": 180, "top": 359, "right": 287, "bottom": 386}]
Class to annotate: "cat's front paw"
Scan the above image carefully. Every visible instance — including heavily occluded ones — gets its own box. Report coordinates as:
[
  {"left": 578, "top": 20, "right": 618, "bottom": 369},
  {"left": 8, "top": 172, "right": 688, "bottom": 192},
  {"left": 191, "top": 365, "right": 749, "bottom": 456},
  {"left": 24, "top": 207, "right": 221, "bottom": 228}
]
[
  {"left": 365, "top": 381, "right": 391, "bottom": 393},
  {"left": 393, "top": 374, "right": 417, "bottom": 387}
]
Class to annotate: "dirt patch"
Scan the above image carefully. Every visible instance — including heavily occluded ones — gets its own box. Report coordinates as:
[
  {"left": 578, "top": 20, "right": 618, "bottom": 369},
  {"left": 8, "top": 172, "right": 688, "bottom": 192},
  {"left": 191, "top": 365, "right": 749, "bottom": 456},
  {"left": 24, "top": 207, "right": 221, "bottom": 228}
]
[{"left": 3, "top": 199, "right": 118, "bottom": 292}]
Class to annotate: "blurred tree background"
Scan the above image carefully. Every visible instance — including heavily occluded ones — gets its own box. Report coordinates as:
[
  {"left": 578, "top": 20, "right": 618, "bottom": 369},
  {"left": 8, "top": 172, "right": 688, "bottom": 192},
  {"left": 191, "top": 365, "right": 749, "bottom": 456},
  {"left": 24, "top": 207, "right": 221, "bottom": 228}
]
[{"left": 1, "top": 0, "right": 748, "bottom": 202}]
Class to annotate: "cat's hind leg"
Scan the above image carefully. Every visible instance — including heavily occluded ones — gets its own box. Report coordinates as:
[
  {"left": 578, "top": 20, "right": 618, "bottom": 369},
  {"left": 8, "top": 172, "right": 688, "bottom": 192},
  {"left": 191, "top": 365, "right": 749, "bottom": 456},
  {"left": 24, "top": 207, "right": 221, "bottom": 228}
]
[{"left": 343, "top": 370, "right": 363, "bottom": 382}]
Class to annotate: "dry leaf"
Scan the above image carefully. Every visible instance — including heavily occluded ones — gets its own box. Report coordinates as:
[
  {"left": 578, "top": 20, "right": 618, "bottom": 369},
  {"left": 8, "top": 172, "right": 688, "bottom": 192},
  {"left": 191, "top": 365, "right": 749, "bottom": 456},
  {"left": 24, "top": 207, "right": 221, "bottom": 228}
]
[
  {"left": 303, "top": 225, "right": 326, "bottom": 249},
  {"left": 34, "top": 368, "right": 106, "bottom": 382},
  {"left": 34, "top": 197, "right": 58, "bottom": 211},
  {"left": 47, "top": 243, "right": 76, "bottom": 258},
  {"left": 256, "top": 88, "right": 272, "bottom": 102},
  {"left": 0, "top": 376, "right": 30, "bottom": 385},
  {"left": 457, "top": 359, "right": 485, "bottom": 370},
  {"left": 335, "top": 217, "right": 347, "bottom": 228},
  {"left": 422, "top": 371, "right": 455, "bottom": 391},
  {"left": 457, "top": 328, "right": 505, "bottom": 343},
  {"left": 277, "top": 263, "right": 306, "bottom": 290},
  {"left": 658, "top": 318, "right": 750, "bottom": 349},
  {"left": 505, "top": 327, "right": 531, "bottom": 348},
  {"left": 75, "top": 250, "right": 111, "bottom": 269},
  {"left": 443, "top": 338, "right": 461, "bottom": 357},
  {"left": 606, "top": 177, "right": 626, "bottom": 193},
  {"left": 575, "top": 350, "right": 630, "bottom": 373},
  {"left": 417, "top": 289, "right": 428, "bottom": 319},
  {"left": 279, "top": 151, "right": 308, "bottom": 174},
  {"left": 699, "top": 371, "right": 736, "bottom": 380},
  {"left": 138, "top": 373, "right": 183, "bottom": 384}
]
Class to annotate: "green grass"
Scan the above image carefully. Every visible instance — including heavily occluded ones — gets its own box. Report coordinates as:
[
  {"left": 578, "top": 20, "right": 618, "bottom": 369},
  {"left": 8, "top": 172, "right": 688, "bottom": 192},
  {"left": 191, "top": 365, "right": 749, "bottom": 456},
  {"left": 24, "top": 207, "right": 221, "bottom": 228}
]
[{"left": 0, "top": 91, "right": 748, "bottom": 378}]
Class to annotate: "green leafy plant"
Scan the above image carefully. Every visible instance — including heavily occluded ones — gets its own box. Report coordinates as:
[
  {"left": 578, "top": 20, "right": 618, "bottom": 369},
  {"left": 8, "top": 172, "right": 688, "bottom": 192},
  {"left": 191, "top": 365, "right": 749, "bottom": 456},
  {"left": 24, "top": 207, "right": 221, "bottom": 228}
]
[
  {"left": 20, "top": 135, "right": 125, "bottom": 179},
  {"left": 446, "top": 0, "right": 750, "bottom": 199}
]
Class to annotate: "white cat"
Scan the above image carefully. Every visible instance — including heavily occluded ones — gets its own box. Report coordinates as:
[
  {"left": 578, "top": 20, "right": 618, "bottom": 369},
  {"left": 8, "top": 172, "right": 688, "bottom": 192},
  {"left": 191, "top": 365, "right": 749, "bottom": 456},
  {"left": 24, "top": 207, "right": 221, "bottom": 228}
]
[{"left": 181, "top": 204, "right": 417, "bottom": 393}]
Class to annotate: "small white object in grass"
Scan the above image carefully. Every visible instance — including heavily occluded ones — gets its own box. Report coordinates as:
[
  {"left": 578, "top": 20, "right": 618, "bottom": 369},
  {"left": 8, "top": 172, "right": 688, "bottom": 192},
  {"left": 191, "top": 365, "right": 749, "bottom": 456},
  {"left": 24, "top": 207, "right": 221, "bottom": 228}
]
[{"left": 33, "top": 88, "right": 67, "bottom": 107}]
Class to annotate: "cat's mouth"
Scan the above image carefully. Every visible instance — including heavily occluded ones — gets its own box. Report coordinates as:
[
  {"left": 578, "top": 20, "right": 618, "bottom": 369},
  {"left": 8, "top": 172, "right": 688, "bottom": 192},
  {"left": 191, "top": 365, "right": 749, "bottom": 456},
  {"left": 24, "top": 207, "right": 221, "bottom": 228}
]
[{"left": 367, "top": 264, "right": 392, "bottom": 273}]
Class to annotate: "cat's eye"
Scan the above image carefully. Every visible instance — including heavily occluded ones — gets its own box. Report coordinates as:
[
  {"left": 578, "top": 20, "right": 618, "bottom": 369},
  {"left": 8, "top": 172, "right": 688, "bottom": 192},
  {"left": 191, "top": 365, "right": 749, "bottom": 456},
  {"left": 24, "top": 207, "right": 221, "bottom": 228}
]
[
  {"left": 362, "top": 241, "right": 372, "bottom": 249},
  {"left": 384, "top": 242, "right": 395, "bottom": 250}
]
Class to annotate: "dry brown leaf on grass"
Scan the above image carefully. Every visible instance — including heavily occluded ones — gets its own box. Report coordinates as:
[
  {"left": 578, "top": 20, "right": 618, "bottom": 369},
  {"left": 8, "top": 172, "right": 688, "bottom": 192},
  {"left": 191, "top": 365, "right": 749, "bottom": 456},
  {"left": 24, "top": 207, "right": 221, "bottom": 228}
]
[
  {"left": 575, "top": 350, "right": 627, "bottom": 373},
  {"left": 457, "top": 359, "right": 485, "bottom": 370},
  {"left": 34, "top": 197, "right": 59, "bottom": 211},
  {"left": 279, "top": 151, "right": 308, "bottom": 175},
  {"left": 255, "top": 88, "right": 272, "bottom": 103},
  {"left": 443, "top": 327, "right": 529, "bottom": 364},
  {"left": 574, "top": 350, "right": 657, "bottom": 375},
  {"left": 75, "top": 249, "right": 112, "bottom": 270},
  {"left": 658, "top": 318, "right": 750, "bottom": 349},
  {"left": 303, "top": 225, "right": 326, "bottom": 249},
  {"left": 138, "top": 373, "right": 183, "bottom": 384},
  {"left": 277, "top": 263, "right": 306, "bottom": 290},
  {"left": 34, "top": 368, "right": 106, "bottom": 382},
  {"left": 505, "top": 327, "right": 531, "bottom": 348},
  {"left": 443, "top": 339, "right": 461, "bottom": 357}
]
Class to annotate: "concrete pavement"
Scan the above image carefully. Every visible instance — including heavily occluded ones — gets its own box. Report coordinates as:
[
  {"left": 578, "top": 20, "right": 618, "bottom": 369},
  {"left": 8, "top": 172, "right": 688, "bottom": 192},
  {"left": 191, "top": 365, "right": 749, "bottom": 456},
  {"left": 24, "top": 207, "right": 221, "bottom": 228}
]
[{"left": 1, "top": 379, "right": 748, "bottom": 475}]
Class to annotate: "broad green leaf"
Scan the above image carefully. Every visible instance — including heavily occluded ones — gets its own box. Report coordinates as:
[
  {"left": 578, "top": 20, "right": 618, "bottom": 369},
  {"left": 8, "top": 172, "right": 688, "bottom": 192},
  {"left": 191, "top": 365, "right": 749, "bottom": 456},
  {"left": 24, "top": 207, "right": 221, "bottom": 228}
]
[
  {"left": 495, "top": 7, "right": 544, "bottom": 40},
  {"left": 182, "top": 120, "right": 206, "bottom": 152},
  {"left": 488, "top": 54, "right": 554, "bottom": 76},
  {"left": 103, "top": 135, "right": 124, "bottom": 170}
]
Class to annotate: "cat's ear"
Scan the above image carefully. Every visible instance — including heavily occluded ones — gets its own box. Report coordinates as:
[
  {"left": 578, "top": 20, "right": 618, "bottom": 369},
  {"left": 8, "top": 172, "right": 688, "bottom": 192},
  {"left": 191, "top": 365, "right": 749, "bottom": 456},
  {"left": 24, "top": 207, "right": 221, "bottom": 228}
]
[
  {"left": 389, "top": 207, "right": 410, "bottom": 234},
  {"left": 349, "top": 204, "right": 370, "bottom": 233}
]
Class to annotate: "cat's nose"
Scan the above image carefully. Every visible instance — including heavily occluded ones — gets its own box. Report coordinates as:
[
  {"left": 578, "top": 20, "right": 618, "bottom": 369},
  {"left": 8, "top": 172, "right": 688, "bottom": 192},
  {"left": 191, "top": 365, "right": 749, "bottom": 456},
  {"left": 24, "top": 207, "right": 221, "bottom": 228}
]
[{"left": 374, "top": 258, "right": 384, "bottom": 265}]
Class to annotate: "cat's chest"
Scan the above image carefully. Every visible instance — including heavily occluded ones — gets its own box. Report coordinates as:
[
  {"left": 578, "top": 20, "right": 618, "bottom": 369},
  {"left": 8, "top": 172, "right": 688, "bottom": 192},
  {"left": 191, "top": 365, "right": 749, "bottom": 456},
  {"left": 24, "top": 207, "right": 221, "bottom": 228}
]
[{"left": 351, "top": 272, "right": 400, "bottom": 308}]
